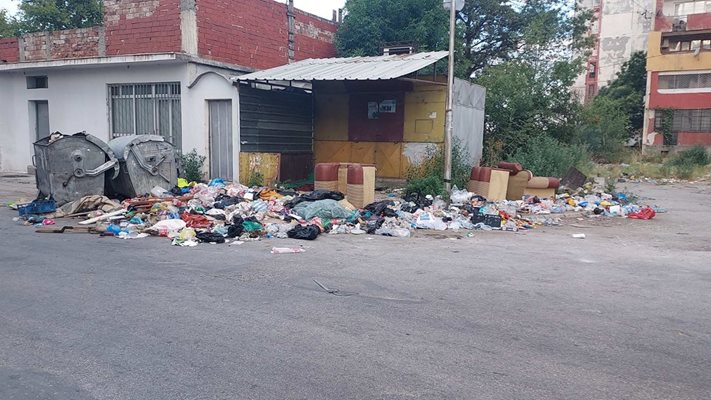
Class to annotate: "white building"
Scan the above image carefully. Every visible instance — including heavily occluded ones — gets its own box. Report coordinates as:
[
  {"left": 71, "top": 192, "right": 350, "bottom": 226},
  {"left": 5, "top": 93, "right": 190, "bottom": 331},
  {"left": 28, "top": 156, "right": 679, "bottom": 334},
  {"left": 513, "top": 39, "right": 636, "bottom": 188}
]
[
  {"left": 574, "top": 0, "right": 654, "bottom": 102},
  {"left": 0, "top": 55, "right": 240, "bottom": 178}
]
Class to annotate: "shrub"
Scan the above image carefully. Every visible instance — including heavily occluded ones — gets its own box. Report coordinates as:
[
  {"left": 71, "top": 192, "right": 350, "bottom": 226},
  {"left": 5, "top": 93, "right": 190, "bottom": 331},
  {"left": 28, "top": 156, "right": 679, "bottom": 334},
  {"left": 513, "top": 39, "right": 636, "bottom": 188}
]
[
  {"left": 663, "top": 145, "right": 710, "bottom": 180},
  {"left": 575, "top": 96, "right": 628, "bottom": 162},
  {"left": 247, "top": 170, "right": 265, "bottom": 187},
  {"left": 666, "top": 145, "right": 710, "bottom": 168},
  {"left": 405, "top": 138, "right": 473, "bottom": 196},
  {"left": 510, "top": 135, "right": 593, "bottom": 177},
  {"left": 179, "top": 149, "right": 206, "bottom": 183}
]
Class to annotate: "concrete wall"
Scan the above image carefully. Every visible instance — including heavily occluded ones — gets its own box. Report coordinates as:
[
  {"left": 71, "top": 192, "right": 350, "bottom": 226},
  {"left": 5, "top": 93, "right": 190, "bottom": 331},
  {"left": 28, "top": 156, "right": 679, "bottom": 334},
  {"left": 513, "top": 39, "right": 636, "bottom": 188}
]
[
  {"left": 0, "top": 62, "right": 240, "bottom": 177},
  {"left": 574, "top": 0, "right": 654, "bottom": 101}
]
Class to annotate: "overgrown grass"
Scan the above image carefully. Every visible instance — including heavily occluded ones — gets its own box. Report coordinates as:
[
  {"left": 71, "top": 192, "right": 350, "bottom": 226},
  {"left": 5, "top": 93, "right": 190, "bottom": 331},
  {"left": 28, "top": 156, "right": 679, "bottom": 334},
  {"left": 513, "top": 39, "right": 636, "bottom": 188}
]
[
  {"left": 510, "top": 135, "right": 593, "bottom": 177},
  {"left": 405, "top": 138, "right": 473, "bottom": 197},
  {"left": 594, "top": 147, "right": 711, "bottom": 181}
]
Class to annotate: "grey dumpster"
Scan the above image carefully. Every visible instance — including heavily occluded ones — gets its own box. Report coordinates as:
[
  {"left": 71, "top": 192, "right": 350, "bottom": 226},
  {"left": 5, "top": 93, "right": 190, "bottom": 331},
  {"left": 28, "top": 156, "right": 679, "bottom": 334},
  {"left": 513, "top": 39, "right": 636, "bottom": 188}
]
[
  {"left": 33, "top": 132, "right": 119, "bottom": 206},
  {"left": 107, "top": 135, "right": 178, "bottom": 198}
]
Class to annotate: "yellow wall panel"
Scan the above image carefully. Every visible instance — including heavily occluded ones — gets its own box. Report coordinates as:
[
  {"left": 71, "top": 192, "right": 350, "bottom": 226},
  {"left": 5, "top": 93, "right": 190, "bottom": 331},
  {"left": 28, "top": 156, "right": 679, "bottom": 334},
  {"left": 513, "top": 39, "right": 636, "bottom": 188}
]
[
  {"left": 314, "top": 141, "right": 351, "bottom": 164},
  {"left": 647, "top": 31, "right": 711, "bottom": 72},
  {"left": 350, "top": 142, "right": 376, "bottom": 165},
  {"left": 375, "top": 142, "right": 402, "bottom": 178},
  {"left": 239, "top": 152, "right": 281, "bottom": 186},
  {"left": 404, "top": 84, "right": 446, "bottom": 143},
  {"left": 314, "top": 93, "right": 349, "bottom": 141}
]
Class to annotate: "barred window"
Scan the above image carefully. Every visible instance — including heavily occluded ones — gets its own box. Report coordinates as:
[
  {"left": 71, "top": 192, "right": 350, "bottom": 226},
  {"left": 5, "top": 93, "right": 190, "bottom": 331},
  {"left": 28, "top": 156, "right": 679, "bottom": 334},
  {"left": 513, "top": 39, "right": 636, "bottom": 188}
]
[
  {"left": 658, "top": 73, "right": 711, "bottom": 90},
  {"left": 109, "top": 83, "right": 182, "bottom": 148},
  {"left": 655, "top": 109, "right": 711, "bottom": 132}
]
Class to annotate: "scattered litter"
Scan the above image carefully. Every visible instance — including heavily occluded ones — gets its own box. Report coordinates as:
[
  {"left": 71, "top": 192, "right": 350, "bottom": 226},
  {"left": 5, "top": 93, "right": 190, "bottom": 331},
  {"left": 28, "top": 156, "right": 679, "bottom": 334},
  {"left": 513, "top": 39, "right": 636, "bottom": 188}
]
[
  {"left": 271, "top": 247, "right": 306, "bottom": 254},
  {"left": 572, "top": 233, "right": 586, "bottom": 239},
  {"left": 313, "top": 279, "right": 357, "bottom": 296}
]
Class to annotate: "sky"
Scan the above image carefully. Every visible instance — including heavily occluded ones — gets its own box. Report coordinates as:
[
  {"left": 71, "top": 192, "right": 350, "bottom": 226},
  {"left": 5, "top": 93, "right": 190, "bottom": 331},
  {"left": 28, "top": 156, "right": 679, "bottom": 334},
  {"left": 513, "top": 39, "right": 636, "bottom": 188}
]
[{"left": 0, "top": 0, "right": 347, "bottom": 20}]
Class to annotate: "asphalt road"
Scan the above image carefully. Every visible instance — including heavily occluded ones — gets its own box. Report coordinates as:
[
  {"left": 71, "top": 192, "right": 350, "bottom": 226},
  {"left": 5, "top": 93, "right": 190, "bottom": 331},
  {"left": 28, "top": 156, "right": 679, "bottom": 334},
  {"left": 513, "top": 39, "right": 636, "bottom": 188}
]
[{"left": 1, "top": 182, "right": 710, "bottom": 399}]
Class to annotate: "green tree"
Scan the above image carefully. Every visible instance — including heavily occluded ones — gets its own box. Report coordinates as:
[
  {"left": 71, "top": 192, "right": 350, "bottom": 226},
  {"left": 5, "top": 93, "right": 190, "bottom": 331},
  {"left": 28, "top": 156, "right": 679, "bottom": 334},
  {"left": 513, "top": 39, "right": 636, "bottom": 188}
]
[
  {"left": 13, "top": 0, "right": 102, "bottom": 34},
  {"left": 575, "top": 96, "right": 628, "bottom": 162},
  {"left": 596, "top": 51, "right": 647, "bottom": 137},
  {"left": 0, "top": 9, "right": 19, "bottom": 37},
  {"left": 336, "top": 0, "right": 448, "bottom": 57}
]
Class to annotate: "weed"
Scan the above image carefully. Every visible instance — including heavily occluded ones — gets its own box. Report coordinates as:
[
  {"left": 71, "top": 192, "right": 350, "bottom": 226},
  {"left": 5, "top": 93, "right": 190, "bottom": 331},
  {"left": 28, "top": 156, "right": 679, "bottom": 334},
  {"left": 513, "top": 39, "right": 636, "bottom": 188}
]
[{"left": 179, "top": 149, "right": 206, "bottom": 183}]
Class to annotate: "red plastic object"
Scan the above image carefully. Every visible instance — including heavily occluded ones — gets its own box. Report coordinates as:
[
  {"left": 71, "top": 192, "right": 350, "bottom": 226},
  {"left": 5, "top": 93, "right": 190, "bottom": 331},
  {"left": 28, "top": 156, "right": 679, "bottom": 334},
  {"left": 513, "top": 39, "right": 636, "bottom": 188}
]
[
  {"left": 628, "top": 207, "right": 656, "bottom": 220},
  {"left": 181, "top": 212, "right": 211, "bottom": 228}
]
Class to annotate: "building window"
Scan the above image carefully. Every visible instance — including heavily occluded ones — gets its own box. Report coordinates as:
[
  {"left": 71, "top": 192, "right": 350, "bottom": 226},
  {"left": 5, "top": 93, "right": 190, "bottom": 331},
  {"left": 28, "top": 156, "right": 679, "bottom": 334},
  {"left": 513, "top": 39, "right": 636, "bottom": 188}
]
[
  {"left": 655, "top": 109, "right": 711, "bottom": 132},
  {"left": 666, "top": 37, "right": 711, "bottom": 52},
  {"left": 658, "top": 72, "right": 711, "bottom": 90},
  {"left": 26, "top": 76, "right": 48, "bottom": 89},
  {"left": 108, "top": 83, "right": 182, "bottom": 148},
  {"left": 674, "top": 1, "right": 711, "bottom": 16},
  {"left": 586, "top": 84, "right": 597, "bottom": 99},
  {"left": 588, "top": 63, "right": 597, "bottom": 78}
]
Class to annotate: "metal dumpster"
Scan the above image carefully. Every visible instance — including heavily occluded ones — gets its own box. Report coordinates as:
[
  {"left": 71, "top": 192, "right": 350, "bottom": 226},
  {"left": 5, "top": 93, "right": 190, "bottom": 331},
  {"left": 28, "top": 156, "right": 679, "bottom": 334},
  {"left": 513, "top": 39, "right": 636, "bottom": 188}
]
[
  {"left": 107, "top": 135, "right": 178, "bottom": 198},
  {"left": 33, "top": 132, "right": 119, "bottom": 206}
]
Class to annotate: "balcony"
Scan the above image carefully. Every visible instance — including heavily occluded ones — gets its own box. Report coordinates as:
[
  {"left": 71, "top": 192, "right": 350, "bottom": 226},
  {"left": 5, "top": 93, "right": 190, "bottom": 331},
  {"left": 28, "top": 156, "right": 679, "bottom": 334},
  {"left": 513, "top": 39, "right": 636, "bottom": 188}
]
[{"left": 655, "top": 1, "right": 711, "bottom": 31}]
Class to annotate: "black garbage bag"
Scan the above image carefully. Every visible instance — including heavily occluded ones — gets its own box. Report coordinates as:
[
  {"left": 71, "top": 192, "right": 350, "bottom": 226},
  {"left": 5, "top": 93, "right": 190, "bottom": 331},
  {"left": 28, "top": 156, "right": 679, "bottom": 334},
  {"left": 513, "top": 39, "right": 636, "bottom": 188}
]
[
  {"left": 285, "top": 190, "right": 345, "bottom": 208},
  {"left": 365, "top": 200, "right": 398, "bottom": 217},
  {"left": 196, "top": 232, "right": 226, "bottom": 244},
  {"left": 365, "top": 217, "right": 385, "bottom": 234},
  {"left": 404, "top": 192, "right": 432, "bottom": 209},
  {"left": 227, "top": 224, "right": 243, "bottom": 238},
  {"left": 287, "top": 224, "right": 321, "bottom": 240},
  {"left": 400, "top": 203, "right": 419, "bottom": 213},
  {"left": 214, "top": 195, "right": 243, "bottom": 209}
]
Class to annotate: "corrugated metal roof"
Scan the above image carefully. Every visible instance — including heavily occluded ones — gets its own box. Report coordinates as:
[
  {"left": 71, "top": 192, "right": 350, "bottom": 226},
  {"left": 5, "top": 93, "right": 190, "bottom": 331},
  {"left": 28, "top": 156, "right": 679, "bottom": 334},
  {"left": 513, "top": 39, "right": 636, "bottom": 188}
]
[{"left": 233, "top": 51, "right": 448, "bottom": 82}]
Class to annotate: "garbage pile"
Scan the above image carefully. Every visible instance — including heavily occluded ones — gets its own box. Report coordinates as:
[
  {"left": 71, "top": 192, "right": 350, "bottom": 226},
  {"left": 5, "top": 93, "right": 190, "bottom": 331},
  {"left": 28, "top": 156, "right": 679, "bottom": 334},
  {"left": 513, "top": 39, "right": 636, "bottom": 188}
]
[{"left": 12, "top": 176, "right": 663, "bottom": 246}]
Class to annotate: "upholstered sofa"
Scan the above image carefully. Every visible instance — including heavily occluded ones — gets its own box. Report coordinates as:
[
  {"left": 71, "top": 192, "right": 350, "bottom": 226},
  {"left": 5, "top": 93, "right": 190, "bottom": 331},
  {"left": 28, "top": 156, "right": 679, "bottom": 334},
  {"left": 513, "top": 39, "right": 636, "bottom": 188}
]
[
  {"left": 467, "top": 166, "right": 510, "bottom": 201},
  {"left": 496, "top": 162, "right": 560, "bottom": 200}
]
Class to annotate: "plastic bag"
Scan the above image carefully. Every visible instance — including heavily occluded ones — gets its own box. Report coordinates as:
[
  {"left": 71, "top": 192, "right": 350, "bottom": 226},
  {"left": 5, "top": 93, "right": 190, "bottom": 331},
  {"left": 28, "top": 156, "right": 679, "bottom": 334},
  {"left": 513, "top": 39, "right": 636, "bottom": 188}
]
[
  {"left": 284, "top": 190, "right": 345, "bottom": 208},
  {"left": 628, "top": 207, "right": 656, "bottom": 220},
  {"left": 450, "top": 186, "right": 473, "bottom": 204},
  {"left": 287, "top": 224, "right": 320, "bottom": 240},
  {"left": 375, "top": 227, "right": 411, "bottom": 237},
  {"left": 196, "top": 232, "right": 226, "bottom": 243},
  {"left": 415, "top": 212, "right": 447, "bottom": 230},
  {"left": 292, "top": 199, "right": 351, "bottom": 220}
]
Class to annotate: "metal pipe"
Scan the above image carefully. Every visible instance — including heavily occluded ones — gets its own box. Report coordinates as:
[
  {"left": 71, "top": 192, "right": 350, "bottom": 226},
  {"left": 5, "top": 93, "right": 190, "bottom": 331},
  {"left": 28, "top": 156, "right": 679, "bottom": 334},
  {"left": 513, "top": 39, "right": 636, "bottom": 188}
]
[{"left": 444, "top": 0, "right": 456, "bottom": 193}]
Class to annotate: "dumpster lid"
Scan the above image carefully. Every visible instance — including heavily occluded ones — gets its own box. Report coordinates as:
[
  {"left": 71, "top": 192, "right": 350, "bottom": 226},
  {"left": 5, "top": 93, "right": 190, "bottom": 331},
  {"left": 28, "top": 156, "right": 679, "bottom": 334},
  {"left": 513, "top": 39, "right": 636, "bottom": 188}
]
[{"left": 108, "top": 135, "right": 168, "bottom": 162}]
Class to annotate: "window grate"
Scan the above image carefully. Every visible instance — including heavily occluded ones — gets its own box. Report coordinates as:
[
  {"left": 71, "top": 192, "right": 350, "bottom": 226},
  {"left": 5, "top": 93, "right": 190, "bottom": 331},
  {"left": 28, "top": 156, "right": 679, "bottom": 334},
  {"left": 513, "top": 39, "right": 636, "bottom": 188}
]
[
  {"left": 655, "top": 108, "right": 711, "bottom": 133},
  {"left": 658, "top": 73, "right": 711, "bottom": 90},
  {"left": 108, "top": 82, "right": 182, "bottom": 149}
]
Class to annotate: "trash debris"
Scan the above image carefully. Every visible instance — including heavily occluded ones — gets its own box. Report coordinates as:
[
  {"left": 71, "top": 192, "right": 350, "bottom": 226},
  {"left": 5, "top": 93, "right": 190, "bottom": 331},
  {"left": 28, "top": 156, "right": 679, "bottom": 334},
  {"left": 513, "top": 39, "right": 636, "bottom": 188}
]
[
  {"left": 11, "top": 160, "right": 665, "bottom": 248},
  {"left": 572, "top": 233, "right": 586, "bottom": 239},
  {"left": 271, "top": 247, "right": 305, "bottom": 254}
]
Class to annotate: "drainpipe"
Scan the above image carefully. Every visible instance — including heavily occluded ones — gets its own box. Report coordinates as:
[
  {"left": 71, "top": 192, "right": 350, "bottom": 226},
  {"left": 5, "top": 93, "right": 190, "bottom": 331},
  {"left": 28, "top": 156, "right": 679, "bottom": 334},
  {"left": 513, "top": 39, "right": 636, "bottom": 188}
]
[{"left": 287, "top": 0, "right": 295, "bottom": 63}]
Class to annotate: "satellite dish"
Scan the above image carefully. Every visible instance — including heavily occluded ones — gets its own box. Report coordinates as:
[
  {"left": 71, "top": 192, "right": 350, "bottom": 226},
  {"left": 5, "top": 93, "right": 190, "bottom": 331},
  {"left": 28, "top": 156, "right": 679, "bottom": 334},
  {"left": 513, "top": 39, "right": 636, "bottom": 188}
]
[{"left": 443, "top": 0, "right": 465, "bottom": 11}]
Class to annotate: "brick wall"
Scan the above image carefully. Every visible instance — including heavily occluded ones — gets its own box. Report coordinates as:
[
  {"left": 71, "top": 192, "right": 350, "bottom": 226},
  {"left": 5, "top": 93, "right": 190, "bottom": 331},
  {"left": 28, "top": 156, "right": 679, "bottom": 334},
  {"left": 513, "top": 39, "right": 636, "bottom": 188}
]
[
  {"left": 197, "top": 0, "right": 289, "bottom": 69},
  {"left": 0, "top": 38, "right": 19, "bottom": 63},
  {"left": 294, "top": 10, "right": 337, "bottom": 61},
  {"left": 1, "top": 0, "right": 335, "bottom": 67},
  {"left": 50, "top": 27, "right": 101, "bottom": 59},
  {"left": 20, "top": 32, "right": 49, "bottom": 61},
  {"left": 196, "top": 0, "right": 336, "bottom": 69},
  {"left": 104, "top": 0, "right": 181, "bottom": 56}
]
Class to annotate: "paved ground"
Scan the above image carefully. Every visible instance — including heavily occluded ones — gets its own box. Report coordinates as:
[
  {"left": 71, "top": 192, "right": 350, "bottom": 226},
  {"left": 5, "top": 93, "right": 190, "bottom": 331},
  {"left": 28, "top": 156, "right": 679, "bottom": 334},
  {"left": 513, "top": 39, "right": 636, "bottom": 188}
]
[{"left": 1, "top": 178, "right": 710, "bottom": 399}]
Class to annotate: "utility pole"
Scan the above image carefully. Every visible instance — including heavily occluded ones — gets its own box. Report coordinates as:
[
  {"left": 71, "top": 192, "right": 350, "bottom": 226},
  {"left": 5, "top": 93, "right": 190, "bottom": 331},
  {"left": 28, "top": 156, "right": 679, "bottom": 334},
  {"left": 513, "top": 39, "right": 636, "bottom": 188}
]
[{"left": 443, "top": 0, "right": 459, "bottom": 193}]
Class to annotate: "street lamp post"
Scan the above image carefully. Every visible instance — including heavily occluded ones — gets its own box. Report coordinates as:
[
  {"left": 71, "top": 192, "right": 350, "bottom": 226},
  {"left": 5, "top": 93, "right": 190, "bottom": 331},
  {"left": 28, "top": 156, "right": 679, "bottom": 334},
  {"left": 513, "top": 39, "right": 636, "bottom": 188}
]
[{"left": 443, "top": 0, "right": 462, "bottom": 193}]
